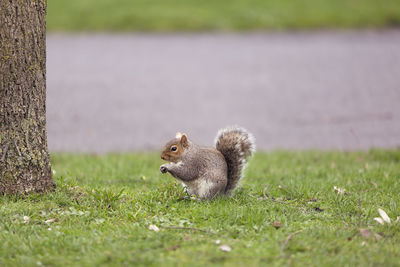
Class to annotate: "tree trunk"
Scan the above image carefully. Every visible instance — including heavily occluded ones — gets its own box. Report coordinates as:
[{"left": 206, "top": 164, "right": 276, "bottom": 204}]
[{"left": 0, "top": 0, "right": 55, "bottom": 194}]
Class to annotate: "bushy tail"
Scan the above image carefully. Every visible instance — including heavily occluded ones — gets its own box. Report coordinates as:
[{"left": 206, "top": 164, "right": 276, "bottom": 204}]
[{"left": 215, "top": 126, "right": 256, "bottom": 194}]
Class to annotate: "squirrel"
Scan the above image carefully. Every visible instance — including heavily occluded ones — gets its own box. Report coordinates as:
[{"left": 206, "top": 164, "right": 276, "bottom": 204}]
[{"left": 160, "top": 126, "right": 255, "bottom": 200}]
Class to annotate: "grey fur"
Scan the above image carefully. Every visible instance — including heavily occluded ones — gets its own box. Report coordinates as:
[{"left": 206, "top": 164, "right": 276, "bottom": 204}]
[{"left": 160, "top": 126, "right": 255, "bottom": 200}]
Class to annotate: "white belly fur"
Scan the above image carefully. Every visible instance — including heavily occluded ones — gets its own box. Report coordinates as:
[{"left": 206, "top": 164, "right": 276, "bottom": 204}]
[{"left": 183, "top": 179, "right": 214, "bottom": 199}]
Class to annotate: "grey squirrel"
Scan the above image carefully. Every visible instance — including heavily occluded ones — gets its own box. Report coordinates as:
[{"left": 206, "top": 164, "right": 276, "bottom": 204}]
[{"left": 160, "top": 126, "right": 255, "bottom": 200}]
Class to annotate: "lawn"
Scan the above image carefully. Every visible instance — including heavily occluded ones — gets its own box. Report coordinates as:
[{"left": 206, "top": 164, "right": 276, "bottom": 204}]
[
  {"left": 47, "top": 0, "right": 400, "bottom": 32},
  {"left": 1, "top": 150, "right": 399, "bottom": 266}
]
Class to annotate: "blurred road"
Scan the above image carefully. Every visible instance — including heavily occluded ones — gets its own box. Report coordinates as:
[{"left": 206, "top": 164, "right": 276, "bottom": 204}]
[{"left": 47, "top": 31, "right": 400, "bottom": 152}]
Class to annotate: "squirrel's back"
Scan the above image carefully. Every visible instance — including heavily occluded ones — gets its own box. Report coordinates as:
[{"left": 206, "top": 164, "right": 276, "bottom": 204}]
[{"left": 215, "top": 126, "right": 256, "bottom": 194}]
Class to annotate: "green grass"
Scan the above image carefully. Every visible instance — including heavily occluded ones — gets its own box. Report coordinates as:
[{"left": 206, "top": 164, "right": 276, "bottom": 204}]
[
  {"left": 1, "top": 150, "right": 400, "bottom": 266},
  {"left": 47, "top": 0, "right": 400, "bottom": 32}
]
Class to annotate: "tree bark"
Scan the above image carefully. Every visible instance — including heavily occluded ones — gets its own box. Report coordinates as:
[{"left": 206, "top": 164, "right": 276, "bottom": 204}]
[{"left": 0, "top": 0, "right": 55, "bottom": 194}]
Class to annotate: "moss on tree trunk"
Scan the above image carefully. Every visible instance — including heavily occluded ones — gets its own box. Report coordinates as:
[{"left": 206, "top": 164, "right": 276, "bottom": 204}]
[{"left": 0, "top": 0, "right": 55, "bottom": 194}]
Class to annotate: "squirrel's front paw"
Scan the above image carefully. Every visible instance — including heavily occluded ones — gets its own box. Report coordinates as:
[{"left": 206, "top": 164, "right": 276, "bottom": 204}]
[{"left": 160, "top": 165, "right": 168, "bottom": 173}]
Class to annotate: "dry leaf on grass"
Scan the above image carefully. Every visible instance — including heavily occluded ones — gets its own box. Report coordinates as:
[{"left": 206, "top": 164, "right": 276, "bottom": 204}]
[
  {"left": 374, "top": 217, "right": 384, "bottom": 225},
  {"left": 359, "top": 228, "right": 382, "bottom": 240},
  {"left": 166, "top": 245, "right": 179, "bottom": 251},
  {"left": 219, "top": 245, "right": 232, "bottom": 252},
  {"left": 333, "top": 186, "right": 346, "bottom": 195},
  {"left": 313, "top": 207, "right": 324, "bottom": 212},
  {"left": 374, "top": 208, "right": 393, "bottom": 225},
  {"left": 272, "top": 221, "right": 281, "bottom": 229},
  {"left": 359, "top": 228, "right": 372, "bottom": 238},
  {"left": 149, "top": 224, "right": 160, "bottom": 232},
  {"left": 45, "top": 218, "right": 56, "bottom": 224},
  {"left": 365, "top": 163, "right": 370, "bottom": 170},
  {"left": 378, "top": 208, "right": 391, "bottom": 224}
]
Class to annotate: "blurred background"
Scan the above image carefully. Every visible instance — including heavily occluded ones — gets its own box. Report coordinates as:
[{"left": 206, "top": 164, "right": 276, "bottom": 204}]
[{"left": 46, "top": 0, "right": 400, "bottom": 153}]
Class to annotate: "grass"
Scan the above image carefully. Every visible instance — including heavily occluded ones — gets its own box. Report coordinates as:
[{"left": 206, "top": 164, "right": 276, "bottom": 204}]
[
  {"left": 1, "top": 150, "right": 400, "bottom": 266},
  {"left": 47, "top": 0, "right": 400, "bottom": 32}
]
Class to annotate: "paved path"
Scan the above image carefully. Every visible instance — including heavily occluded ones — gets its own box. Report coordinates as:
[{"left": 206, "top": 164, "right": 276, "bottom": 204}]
[{"left": 47, "top": 31, "right": 400, "bottom": 153}]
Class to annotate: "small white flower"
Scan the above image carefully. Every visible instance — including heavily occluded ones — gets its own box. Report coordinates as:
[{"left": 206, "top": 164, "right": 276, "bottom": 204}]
[
  {"left": 218, "top": 245, "right": 232, "bottom": 252},
  {"left": 149, "top": 224, "right": 160, "bottom": 232},
  {"left": 215, "top": 239, "right": 221, "bottom": 244},
  {"left": 47, "top": 228, "right": 52, "bottom": 231},
  {"left": 23, "top": 216, "right": 30, "bottom": 223}
]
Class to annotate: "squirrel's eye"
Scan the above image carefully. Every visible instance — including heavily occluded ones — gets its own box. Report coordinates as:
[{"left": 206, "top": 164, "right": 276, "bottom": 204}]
[{"left": 171, "top": 146, "right": 177, "bottom": 152}]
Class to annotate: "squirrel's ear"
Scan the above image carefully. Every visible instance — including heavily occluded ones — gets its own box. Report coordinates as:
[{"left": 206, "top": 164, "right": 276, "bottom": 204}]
[
  {"left": 180, "top": 134, "right": 189, "bottom": 148},
  {"left": 175, "top": 132, "right": 182, "bottom": 139}
]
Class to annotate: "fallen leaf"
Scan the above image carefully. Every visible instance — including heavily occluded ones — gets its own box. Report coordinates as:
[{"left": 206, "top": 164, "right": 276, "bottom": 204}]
[
  {"left": 365, "top": 163, "right": 369, "bottom": 170},
  {"left": 166, "top": 245, "right": 179, "bottom": 251},
  {"left": 374, "top": 233, "right": 383, "bottom": 240},
  {"left": 272, "top": 221, "right": 281, "bottom": 229},
  {"left": 360, "top": 228, "right": 382, "bottom": 240},
  {"left": 378, "top": 208, "right": 391, "bottom": 224},
  {"left": 333, "top": 186, "right": 346, "bottom": 195},
  {"left": 94, "top": 218, "right": 105, "bottom": 224},
  {"left": 219, "top": 245, "right": 232, "bottom": 252},
  {"left": 374, "top": 217, "right": 384, "bottom": 225},
  {"left": 359, "top": 228, "right": 372, "bottom": 238},
  {"left": 149, "top": 224, "right": 160, "bottom": 232},
  {"left": 313, "top": 207, "right": 324, "bottom": 212},
  {"left": 370, "top": 181, "right": 378, "bottom": 188},
  {"left": 45, "top": 218, "right": 56, "bottom": 224}
]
